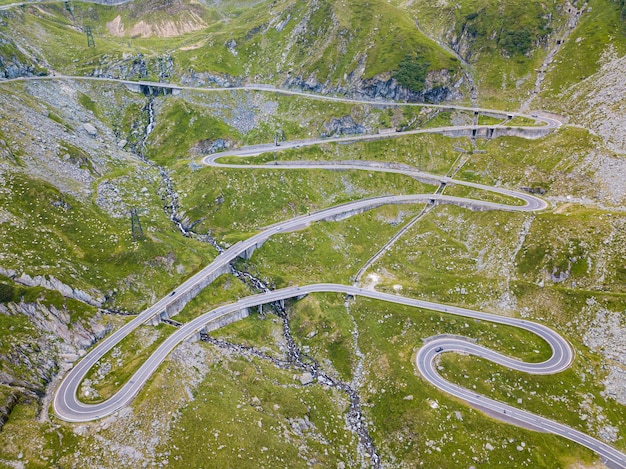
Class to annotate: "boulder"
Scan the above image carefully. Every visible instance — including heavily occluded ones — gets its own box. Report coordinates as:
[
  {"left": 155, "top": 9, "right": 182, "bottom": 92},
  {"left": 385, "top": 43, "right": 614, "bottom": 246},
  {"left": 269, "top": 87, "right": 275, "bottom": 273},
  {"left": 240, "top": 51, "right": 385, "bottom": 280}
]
[{"left": 83, "top": 123, "right": 97, "bottom": 136}]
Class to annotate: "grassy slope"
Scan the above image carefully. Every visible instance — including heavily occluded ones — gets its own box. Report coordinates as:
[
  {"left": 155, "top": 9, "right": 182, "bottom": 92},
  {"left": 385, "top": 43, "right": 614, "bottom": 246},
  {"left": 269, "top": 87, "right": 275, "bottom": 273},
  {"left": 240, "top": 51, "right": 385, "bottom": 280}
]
[
  {"left": 0, "top": 1, "right": 625, "bottom": 466},
  {"left": 538, "top": 0, "right": 626, "bottom": 112},
  {"left": 402, "top": 0, "right": 570, "bottom": 107},
  {"left": 1, "top": 0, "right": 459, "bottom": 87},
  {"left": 1, "top": 89, "right": 623, "bottom": 469},
  {"left": 0, "top": 82, "right": 218, "bottom": 311}
]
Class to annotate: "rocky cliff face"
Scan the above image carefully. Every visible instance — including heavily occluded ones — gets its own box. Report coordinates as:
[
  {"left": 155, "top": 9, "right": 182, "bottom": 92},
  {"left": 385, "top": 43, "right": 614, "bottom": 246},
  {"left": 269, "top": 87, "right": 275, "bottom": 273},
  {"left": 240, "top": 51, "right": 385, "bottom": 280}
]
[
  {"left": 0, "top": 55, "right": 38, "bottom": 79},
  {"left": 322, "top": 116, "right": 366, "bottom": 138},
  {"left": 284, "top": 68, "right": 462, "bottom": 103},
  {"left": 0, "top": 32, "right": 45, "bottom": 79},
  {"left": 0, "top": 297, "right": 110, "bottom": 428},
  {"left": 0, "top": 267, "right": 104, "bottom": 307}
]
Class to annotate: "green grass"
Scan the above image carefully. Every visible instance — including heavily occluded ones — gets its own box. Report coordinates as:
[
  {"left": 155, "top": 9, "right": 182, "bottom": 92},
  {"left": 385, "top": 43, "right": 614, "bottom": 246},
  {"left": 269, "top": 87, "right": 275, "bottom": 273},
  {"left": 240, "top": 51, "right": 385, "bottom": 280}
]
[
  {"left": 0, "top": 278, "right": 96, "bottom": 322},
  {"left": 164, "top": 350, "right": 358, "bottom": 468},
  {"left": 0, "top": 171, "right": 216, "bottom": 311},
  {"left": 478, "top": 114, "right": 505, "bottom": 125},
  {"left": 423, "top": 111, "right": 453, "bottom": 128},
  {"left": 80, "top": 323, "right": 173, "bottom": 403},
  {"left": 173, "top": 88, "right": 385, "bottom": 146},
  {"left": 0, "top": 274, "right": 100, "bottom": 394},
  {"left": 439, "top": 309, "right": 626, "bottom": 451},
  {"left": 402, "top": 0, "right": 568, "bottom": 107},
  {"left": 0, "top": 3, "right": 624, "bottom": 465},
  {"left": 0, "top": 78, "right": 220, "bottom": 313},
  {"left": 370, "top": 205, "right": 525, "bottom": 302},
  {"left": 514, "top": 207, "right": 626, "bottom": 292},
  {"left": 77, "top": 91, "right": 98, "bottom": 114},
  {"left": 0, "top": 284, "right": 118, "bottom": 454},
  {"left": 1, "top": 0, "right": 460, "bottom": 93},
  {"left": 442, "top": 183, "right": 527, "bottom": 207},
  {"left": 0, "top": 30, "right": 47, "bottom": 76},
  {"left": 456, "top": 127, "right": 600, "bottom": 193},
  {"left": 242, "top": 204, "right": 426, "bottom": 286},
  {"left": 288, "top": 294, "right": 358, "bottom": 382},
  {"left": 213, "top": 131, "right": 467, "bottom": 177},
  {"left": 147, "top": 98, "right": 241, "bottom": 165},
  {"left": 174, "top": 274, "right": 253, "bottom": 323},
  {"left": 0, "top": 396, "right": 59, "bottom": 468},
  {"left": 350, "top": 295, "right": 599, "bottom": 467},
  {"left": 211, "top": 309, "right": 286, "bottom": 358},
  {"left": 0, "top": 284, "right": 604, "bottom": 468},
  {"left": 507, "top": 116, "right": 542, "bottom": 126},
  {"left": 173, "top": 154, "right": 436, "bottom": 241},
  {"left": 58, "top": 141, "right": 95, "bottom": 173},
  {"left": 214, "top": 0, "right": 460, "bottom": 84},
  {"left": 283, "top": 294, "right": 597, "bottom": 467}
]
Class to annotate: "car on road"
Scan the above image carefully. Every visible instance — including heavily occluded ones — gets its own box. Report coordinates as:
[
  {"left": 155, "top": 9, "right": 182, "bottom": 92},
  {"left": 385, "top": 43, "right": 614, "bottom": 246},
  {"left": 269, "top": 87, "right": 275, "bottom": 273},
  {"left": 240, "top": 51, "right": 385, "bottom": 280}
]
[
  {"left": 435, "top": 347, "right": 443, "bottom": 352},
  {"left": 170, "top": 291, "right": 176, "bottom": 296}
]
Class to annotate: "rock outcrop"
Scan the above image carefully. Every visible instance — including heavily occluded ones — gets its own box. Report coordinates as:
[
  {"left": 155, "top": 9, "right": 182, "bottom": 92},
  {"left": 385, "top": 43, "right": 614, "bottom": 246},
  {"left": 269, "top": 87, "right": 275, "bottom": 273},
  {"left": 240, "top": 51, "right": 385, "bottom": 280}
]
[
  {"left": 322, "top": 116, "right": 366, "bottom": 137},
  {"left": 0, "top": 267, "right": 104, "bottom": 307},
  {"left": 0, "top": 299, "right": 109, "bottom": 395},
  {"left": 284, "top": 68, "right": 462, "bottom": 103},
  {"left": 0, "top": 34, "right": 46, "bottom": 80},
  {"left": 192, "top": 138, "right": 233, "bottom": 155}
]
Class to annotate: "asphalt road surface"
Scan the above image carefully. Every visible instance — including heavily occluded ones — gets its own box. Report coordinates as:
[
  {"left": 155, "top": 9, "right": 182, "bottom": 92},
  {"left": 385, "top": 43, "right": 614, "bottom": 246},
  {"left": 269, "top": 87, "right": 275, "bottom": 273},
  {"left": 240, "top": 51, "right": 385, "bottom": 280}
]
[
  {"left": 54, "top": 283, "right": 626, "bottom": 468},
  {"left": 25, "top": 76, "right": 622, "bottom": 467},
  {"left": 0, "top": 74, "right": 562, "bottom": 129},
  {"left": 56, "top": 282, "right": 570, "bottom": 424},
  {"left": 203, "top": 156, "right": 548, "bottom": 212}
]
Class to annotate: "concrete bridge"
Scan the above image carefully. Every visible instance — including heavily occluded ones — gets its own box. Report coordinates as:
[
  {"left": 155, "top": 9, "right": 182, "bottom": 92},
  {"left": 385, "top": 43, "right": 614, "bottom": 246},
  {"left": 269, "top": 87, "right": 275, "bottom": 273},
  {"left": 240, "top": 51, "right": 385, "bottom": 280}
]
[
  {"left": 438, "top": 126, "right": 552, "bottom": 140},
  {"left": 124, "top": 83, "right": 181, "bottom": 96}
]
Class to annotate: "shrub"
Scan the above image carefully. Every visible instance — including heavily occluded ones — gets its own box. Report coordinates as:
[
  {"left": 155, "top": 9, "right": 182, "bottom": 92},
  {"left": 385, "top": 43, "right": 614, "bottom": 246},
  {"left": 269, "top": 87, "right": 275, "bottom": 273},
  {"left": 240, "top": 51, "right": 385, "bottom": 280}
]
[
  {"left": 499, "top": 29, "right": 533, "bottom": 56},
  {"left": 393, "top": 55, "right": 430, "bottom": 92},
  {"left": 0, "top": 283, "right": 15, "bottom": 303}
]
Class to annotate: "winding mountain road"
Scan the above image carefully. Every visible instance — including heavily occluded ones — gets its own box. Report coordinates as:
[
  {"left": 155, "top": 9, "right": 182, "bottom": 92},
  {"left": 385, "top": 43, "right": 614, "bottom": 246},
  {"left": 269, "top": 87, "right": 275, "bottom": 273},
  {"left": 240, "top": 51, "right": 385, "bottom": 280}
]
[
  {"left": 53, "top": 281, "right": 626, "bottom": 468},
  {"left": 17, "top": 75, "right": 619, "bottom": 467},
  {"left": 58, "top": 283, "right": 571, "bottom": 420},
  {"left": 53, "top": 190, "right": 545, "bottom": 420},
  {"left": 1, "top": 74, "right": 561, "bottom": 127},
  {"left": 203, "top": 155, "right": 547, "bottom": 212}
]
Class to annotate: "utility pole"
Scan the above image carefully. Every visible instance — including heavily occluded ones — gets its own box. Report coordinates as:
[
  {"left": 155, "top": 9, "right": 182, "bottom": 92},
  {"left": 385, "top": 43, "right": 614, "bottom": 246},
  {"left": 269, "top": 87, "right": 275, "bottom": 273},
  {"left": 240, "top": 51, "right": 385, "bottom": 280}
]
[
  {"left": 85, "top": 26, "right": 95, "bottom": 48},
  {"left": 274, "top": 129, "right": 286, "bottom": 146},
  {"left": 64, "top": 1, "right": 75, "bottom": 22},
  {"left": 130, "top": 208, "right": 144, "bottom": 241}
]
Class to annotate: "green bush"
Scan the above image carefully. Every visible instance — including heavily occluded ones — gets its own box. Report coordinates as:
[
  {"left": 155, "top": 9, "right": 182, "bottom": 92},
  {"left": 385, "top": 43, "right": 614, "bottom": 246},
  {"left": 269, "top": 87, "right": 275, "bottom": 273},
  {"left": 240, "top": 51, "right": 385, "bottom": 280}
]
[
  {"left": 0, "top": 283, "right": 15, "bottom": 303},
  {"left": 499, "top": 29, "right": 533, "bottom": 56},
  {"left": 393, "top": 55, "right": 430, "bottom": 92}
]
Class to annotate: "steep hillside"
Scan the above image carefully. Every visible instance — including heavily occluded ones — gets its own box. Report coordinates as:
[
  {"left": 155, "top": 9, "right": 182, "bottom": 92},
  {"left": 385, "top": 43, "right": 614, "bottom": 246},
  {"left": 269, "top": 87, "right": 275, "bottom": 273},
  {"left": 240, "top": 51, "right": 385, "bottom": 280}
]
[
  {"left": 536, "top": 0, "right": 626, "bottom": 155},
  {"left": 0, "top": 80, "right": 218, "bottom": 310},
  {"left": 398, "top": 0, "right": 574, "bottom": 106},
  {"left": 0, "top": 0, "right": 463, "bottom": 101},
  {"left": 0, "top": 0, "right": 625, "bottom": 467}
]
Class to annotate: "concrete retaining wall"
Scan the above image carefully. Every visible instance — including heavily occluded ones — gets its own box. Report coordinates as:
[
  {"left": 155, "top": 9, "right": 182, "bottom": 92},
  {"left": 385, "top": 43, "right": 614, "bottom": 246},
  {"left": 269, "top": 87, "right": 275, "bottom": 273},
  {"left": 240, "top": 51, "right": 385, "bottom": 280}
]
[
  {"left": 163, "top": 264, "right": 231, "bottom": 319},
  {"left": 438, "top": 127, "right": 552, "bottom": 140},
  {"left": 491, "top": 127, "right": 552, "bottom": 139},
  {"left": 202, "top": 307, "right": 250, "bottom": 333},
  {"left": 240, "top": 240, "right": 267, "bottom": 260}
]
